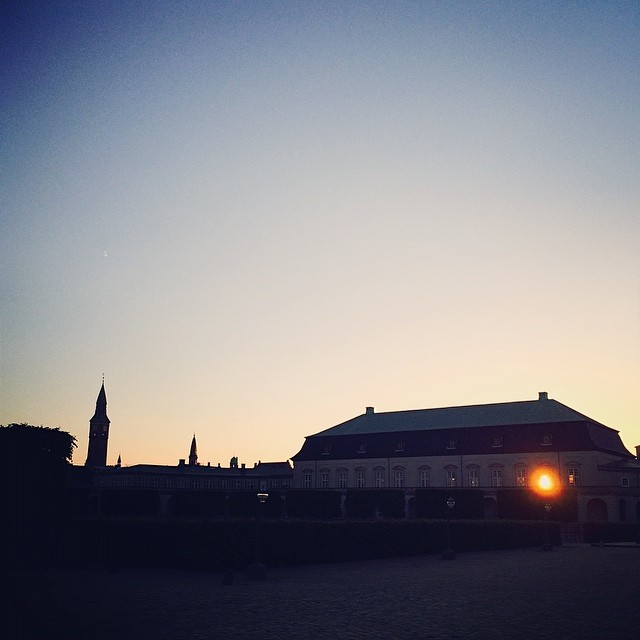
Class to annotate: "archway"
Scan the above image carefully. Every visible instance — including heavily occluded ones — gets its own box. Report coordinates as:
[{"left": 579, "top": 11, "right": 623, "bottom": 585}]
[
  {"left": 483, "top": 496, "right": 497, "bottom": 519},
  {"left": 586, "top": 498, "right": 608, "bottom": 522}
]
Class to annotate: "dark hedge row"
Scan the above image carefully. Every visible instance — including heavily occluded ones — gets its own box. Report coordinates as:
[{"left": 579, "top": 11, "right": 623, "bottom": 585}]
[
  {"left": 583, "top": 522, "right": 640, "bottom": 544},
  {"left": 64, "top": 487, "right": 577, "bottom": 520},
  {"left": 38, "top": 518, "right": 564, "bottom": 572}
]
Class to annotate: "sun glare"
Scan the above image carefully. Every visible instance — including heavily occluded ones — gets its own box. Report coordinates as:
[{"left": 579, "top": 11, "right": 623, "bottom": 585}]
[
  {"left": 530, "top": 468, "right": 560, "bottom": 498},
  {"left": 538, "top": 474, "right": 553, "bottom": 491}
]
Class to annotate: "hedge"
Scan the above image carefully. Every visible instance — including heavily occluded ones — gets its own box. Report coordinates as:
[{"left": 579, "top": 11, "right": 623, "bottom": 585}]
[{"left": 32, "top": 517, "right": 564, "bottom": 572}]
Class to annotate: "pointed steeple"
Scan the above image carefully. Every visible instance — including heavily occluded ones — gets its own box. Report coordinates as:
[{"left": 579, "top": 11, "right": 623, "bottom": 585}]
[
  {"left": 188, "top": 434, "right": 198, "bottom": 466},
  {"left": 86, "top": 381, "right": 111, "bottom": 467},
  {"left": 91, "top": 382, "right": 109, "bottom": 423}
]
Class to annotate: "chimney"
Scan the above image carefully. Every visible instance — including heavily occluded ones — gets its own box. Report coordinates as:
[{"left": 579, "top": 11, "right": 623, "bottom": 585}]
[
  {"left": 635, "top": 445, "right": 640, "bottom": 460},
  {"left": 366, "top": 406, "right": 374, "bottom": 414},
  {"left": 538, "top": 392, "right": 548, "bottom": 401}
]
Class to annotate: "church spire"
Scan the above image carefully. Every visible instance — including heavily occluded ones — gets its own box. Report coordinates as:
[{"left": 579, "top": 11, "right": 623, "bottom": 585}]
[
  {"left": 86, "top": 381, "right": 111, "bottom": 467},
  {"left": 188, "top": 434, "right": 198, "bottom": 466}
]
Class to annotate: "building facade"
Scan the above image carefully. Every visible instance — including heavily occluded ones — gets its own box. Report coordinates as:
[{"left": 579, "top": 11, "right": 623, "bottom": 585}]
[{"left": 291, "top": 392, "right": 640, "bottom": 523}]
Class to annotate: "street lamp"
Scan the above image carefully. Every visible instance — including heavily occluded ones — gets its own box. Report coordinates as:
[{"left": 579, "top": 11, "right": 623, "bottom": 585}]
[
  {"left": 442, "top": 496, "right": 456, "bottom": 560},
  {"left": 543, "top": 503, "right": 553, "bottom": 552},
  {"left": 531, "top": 469, "right": 559, "bottom": 552},
  {"left": 247, "top": 492, "right": 269, "bottom": 580}
]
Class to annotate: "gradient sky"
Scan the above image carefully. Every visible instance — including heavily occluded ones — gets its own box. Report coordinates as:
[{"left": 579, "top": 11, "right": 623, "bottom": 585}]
[{"left": 1, "top": 1, "right": 639, "bottom": 467}]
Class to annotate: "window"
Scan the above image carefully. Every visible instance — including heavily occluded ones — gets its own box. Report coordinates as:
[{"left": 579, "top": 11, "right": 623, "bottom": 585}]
[
  {"left": 303, "top": 471, "right": 313, "bottom": 489},
  {"left": 358, "top": 442, "right": 367, "bottom": 454},
  {"left": 393, "top": 467, "right": 405, "bottom": 488},
  {"left": 447, "top": 438, "right": 457, "bottom": 450},
  {"left": 619, "top": 499, "right": 627, "bottom": 522},
  {"left": 515, "top": 468, "right": 527, "bottom": 487},
  {"left": 322, "top": 445, "right": 332, "bottom": 455},
  {"left": 396, "top": 440, "right": 406, "bottom": 452},
  {"left": 621, "top": 477, "right": 630, "bottom": 488},
  {"left": 568, "top": 467, "right": 580, "bottom": 486},
  {"left": 270, "top": 479, "right": 280, "bottom": 489},
  {"left": 491, "top": 468, "right": 503, "bottom": 487},
  {"left": 375, "top": 467, "right": 385, "bottom": 488},
  {"left": 356, "top": 468, "right": 366, "bottom": 488},
  {"left": 446, "top": 468, "right": 457, "bottom": 487},
  {"left": 218, "top": 479, "right": 227, "bottom": 490},
  {"left": 418, "top": 467, "right": 430, "bottom": 488},
  {"left": 468, "top": 467, "right": 480, "bottom": 488},
  {"left": 246, "top": 479, "right": 254, "bottom": 491},
  {"left": 151, "top": 477, "right": 159, "bottom": 488},
  {"left": 232, "top": 479, "right": 242, "bottom": 490},
  {"left": 337, "top": 469, "right": 348, "bottom": 489},
  {"left": 492, "top": 435, "right": 503, "bottom": 448},
  {"left": 320, "top": 470, "right": 329, "bottom": 489},
  {"left": 281, "top": 479, "right": 290, "bottom": 489},
  {"left": 541, "top": 433, "right": 553, "bottom": 446},
  {"left": 191, "top": 478, "right": 201, "bottom": 490},
  {"left": 177, "top": 478, "right": 186, "bottom": 489}
]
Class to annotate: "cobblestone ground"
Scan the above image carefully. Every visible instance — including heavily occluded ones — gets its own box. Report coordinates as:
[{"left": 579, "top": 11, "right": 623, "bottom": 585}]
[{"left": 8, "top": 545, "right": 640, "bottom": 639}]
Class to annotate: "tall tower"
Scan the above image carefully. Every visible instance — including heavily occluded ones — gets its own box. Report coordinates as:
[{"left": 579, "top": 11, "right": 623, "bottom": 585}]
[
  {"left": 85, "top": 382, "right": 110, "bottom": 467},
  {"left": 188, "top": 434, "right": 198, "bottom": 466}
]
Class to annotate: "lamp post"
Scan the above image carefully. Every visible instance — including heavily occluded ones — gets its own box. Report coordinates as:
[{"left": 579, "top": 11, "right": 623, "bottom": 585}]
[
  {"left": 543, "top": 503, "right": 552, "bottom": 552},
  {"left": 442, "top": 496, "right": 456, "bottom": 560},
  {"left": 247, "top": 492, "right": 269, "bottom": 580},
  {"left": 532, "top": 469, "right": 557, "bottom": 552}
]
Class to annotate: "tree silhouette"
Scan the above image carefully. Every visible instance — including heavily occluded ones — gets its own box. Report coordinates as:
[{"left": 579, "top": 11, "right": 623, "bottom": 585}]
[{"left": 1, "top": 423, "right": 76, "bottom": 564}]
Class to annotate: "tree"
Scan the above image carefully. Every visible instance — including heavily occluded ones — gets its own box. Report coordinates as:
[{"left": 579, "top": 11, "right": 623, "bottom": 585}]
[{"left": 1, "top": 423, "right": 76, "bottom": 541}]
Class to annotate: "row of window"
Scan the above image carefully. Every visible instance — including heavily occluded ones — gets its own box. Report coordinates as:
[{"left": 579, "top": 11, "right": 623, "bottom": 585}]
[
  {"left": 323, "top": 433, "right": 554, "bottom": 456},
  {"left": 302, "top": 465, "right": 580, "bottom": 489},
  {"left": 96, "top": 476, "right": 290, "bottom": 490}
]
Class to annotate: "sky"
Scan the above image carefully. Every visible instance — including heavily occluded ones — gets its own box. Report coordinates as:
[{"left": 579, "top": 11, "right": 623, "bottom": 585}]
[{"left": 1, "top": 1, "right": 639, "bottom": 467}]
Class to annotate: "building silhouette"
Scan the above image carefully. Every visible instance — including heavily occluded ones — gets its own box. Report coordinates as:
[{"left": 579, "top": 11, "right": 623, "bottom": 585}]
[
  {"left": 85, "top": 382, "right": 110, "bottom": 467},
  {"left": 292, "top": 392, "right": 640, "bottom": 523},
  {"left": 78, "top": 383, "right": 293, "bottom": 517},
  {"left": 78, "top": 384, "right": 639, "bottom": 524}
]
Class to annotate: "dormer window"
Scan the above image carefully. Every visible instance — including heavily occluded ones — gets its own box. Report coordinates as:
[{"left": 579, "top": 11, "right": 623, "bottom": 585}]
[
  {"left": 541, "top": 433, "right": 553, "bottom": 446},
  {"left": 322, "top": 445, "right": 332, "bottom": 455},
  {"left": 358, "top": 442, "right": 367, "bottom": 454},
  {"left": 447, "top": 438, "right": 458, "bottom": 450},
  {"left": 395, "top": 440, "right": 406, "bottom": 452},
  {"left": 492, "top": 435, "right": 504, "bottom": 448}
]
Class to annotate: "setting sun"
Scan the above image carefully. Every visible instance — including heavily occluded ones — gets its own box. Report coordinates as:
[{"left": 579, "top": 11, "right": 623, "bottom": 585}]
[
  {"left": 538, "top": 474, "right": 553, "bottom": 491},
  {"left": 530, "top": 468, "right": 560, "bottom": 498}
]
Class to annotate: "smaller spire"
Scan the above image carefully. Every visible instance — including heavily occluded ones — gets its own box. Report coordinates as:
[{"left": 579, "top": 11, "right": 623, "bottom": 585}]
[
  {"left": 188, "top": 434, "right": 198, "bottom": 466},
  {"left": 116, "top": 453, "right": 122, "bottom": 467}
]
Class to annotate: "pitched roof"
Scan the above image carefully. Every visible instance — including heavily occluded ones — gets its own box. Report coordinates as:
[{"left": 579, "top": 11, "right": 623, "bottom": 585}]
[{"left": 312, "top": 397, "right": 608, "bottom": 437}]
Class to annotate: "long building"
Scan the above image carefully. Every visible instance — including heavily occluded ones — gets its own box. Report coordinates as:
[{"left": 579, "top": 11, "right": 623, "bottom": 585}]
[{"left": 291, "top": 392, "right": 640, "bottom": 523}]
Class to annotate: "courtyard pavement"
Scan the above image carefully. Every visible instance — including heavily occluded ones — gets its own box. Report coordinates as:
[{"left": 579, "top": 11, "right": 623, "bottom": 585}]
[{"left": 7, "top": 544, "right": 640, "bottom": 639}]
